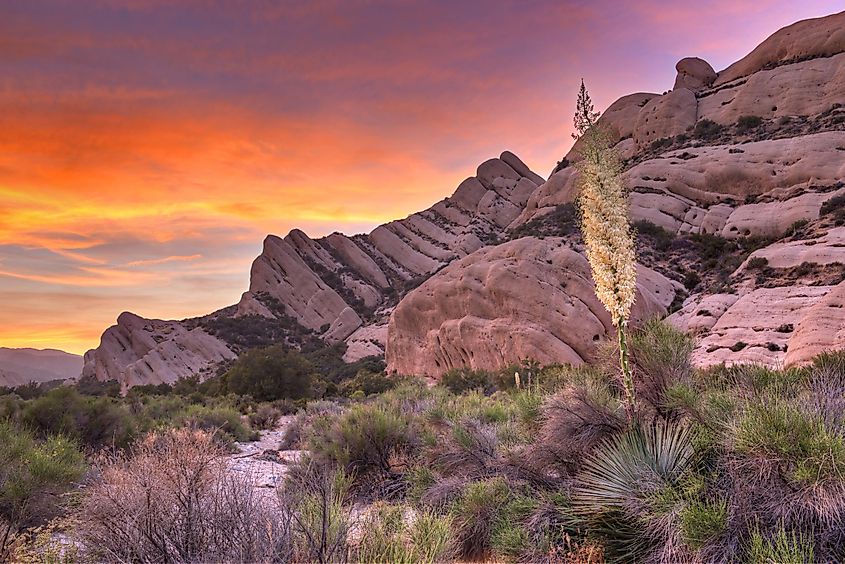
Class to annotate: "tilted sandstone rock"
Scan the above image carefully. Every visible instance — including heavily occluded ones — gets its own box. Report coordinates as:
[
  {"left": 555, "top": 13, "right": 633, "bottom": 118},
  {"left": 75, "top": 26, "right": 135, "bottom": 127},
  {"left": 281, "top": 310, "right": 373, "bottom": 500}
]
[
  {"left": 715, "top": 10, "right": 845, "bottom": 85},
  {"left": 82, "top": 312, "right": 236, "bottom": 388},
  {"left": 386, "top": 237, "right": 678, "bottom": 377},
  {"left": 85, "top": 152, "right": 546, "bottom": 386}
]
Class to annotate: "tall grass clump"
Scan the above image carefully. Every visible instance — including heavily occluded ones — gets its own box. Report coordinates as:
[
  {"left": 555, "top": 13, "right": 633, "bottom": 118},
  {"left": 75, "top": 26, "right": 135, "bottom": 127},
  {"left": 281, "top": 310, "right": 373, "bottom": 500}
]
[
  {"left": 572, "top": 80, "right": 638, "bottom": 417},
  {"left": 0, "top": 421, "right": 85, "bottom": 559}
]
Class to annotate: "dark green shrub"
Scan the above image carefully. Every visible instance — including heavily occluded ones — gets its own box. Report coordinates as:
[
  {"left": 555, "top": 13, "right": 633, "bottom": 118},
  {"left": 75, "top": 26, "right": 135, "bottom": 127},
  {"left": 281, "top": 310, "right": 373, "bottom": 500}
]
[
  {"left": 745, "top": 527, "right": 814, "bottom": 563},
  {"left": 74, "top": 375, "right": 121, "bottom": 397},
  {"left": 693, "top": 119, "right": 723, "bottom": 140},
  {"left": 736, "top": 115, "right": 763, "bottom": 132},
  {"left": 338, "top": 370, "right": 395, "bottom": 397},
  {"left": 248, "top": 404, "right": 282, "bottom": 430},
  {"left": 181, "top": 404, "right": 257, "bottom": 446},
  {"left": 225, "top": 345, "right": 317, "bottom": 401},
  {"left": 22, "top": 387, "right": 135, "bottom": 450},
  {"left": 307, "top": 403, "right": 419, "bottom": 498},
  {"left": 680, "top": 499, "right": 727, "bottom": 549},
  {"left": 440, "top": 368, "right": 494, "bottom": 394},
  {"left": 450, "top": 477, "right": 510, "bottom": 560},
  {"left": 747, "top": 256, "right": 769, "bottom": 269}
]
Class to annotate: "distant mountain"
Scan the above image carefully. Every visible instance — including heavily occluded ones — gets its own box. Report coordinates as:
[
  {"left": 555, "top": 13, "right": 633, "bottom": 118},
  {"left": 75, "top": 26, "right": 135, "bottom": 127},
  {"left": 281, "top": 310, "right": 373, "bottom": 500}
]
[{"left": 0, "top": 347, "right": 83, "bottom": 387}]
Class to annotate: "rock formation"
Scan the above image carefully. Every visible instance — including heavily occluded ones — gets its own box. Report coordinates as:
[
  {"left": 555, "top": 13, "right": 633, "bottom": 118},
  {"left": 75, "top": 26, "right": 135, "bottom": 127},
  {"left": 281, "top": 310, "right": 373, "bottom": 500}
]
[
  {"left": 84, "top": 152, "right": 546, "bottom": 385},
  {"left": 387, "top": 237, "right": 678, "bottom": 377},
  {"left": 84, "top": 11, "right": 845, "bottom": 385}
]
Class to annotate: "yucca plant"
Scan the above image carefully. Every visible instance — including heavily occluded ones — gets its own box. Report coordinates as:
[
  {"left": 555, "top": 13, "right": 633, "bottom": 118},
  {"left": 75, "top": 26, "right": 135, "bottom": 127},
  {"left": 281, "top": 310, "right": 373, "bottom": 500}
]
[
  {"left": 572, "top": 421, "right": 696, "bottom": 561},
  {"left": 572, "top": 80, "right": 638, "bottom": 418}
]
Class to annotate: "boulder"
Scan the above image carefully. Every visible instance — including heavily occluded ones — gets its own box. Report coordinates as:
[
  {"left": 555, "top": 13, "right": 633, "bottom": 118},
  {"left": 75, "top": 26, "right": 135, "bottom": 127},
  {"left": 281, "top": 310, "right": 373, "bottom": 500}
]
[
  {"left": 386, "top": 237, "right": 676, "bottom": 377},
  {"left": 674, "top": 57, "right": 717, "bottom": 91}
]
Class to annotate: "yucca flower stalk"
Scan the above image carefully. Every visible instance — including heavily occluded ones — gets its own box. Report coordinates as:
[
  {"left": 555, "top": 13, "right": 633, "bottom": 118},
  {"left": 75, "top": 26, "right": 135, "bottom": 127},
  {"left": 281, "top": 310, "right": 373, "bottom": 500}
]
[{"left": 572, "top": 80, "right": 638, "bottom": 418}]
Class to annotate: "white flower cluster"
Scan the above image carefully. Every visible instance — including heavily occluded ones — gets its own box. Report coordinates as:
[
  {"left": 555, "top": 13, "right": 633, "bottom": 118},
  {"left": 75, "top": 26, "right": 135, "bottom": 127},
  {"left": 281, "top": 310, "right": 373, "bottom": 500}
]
[{"left": 576, "top": 126, "right": 637, "bottom": 327}]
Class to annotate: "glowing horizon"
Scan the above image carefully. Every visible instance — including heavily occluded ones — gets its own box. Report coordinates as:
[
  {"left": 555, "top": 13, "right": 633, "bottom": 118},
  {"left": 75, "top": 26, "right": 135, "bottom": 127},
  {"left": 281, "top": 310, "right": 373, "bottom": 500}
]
[{"left": 1, "top": 1, "right": 841, "bottom": 355}]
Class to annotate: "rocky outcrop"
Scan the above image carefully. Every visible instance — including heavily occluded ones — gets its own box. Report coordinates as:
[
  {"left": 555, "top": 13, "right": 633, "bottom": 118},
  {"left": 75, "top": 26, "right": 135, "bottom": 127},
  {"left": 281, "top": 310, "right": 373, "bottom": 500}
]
[
  {"left": 515, "top": 132, "right": 845, "bottom": 237},
  {"left": 84, "top": 11, "right": 845, "bottom": 385},
  {"left": 82, "top": 312, "right": 236, "bottom": 388},
  {"left": 784, "top": 281, "right": 845, "bottom": 366},
  {"left": 674, "top": 57, "right": 717, "bottom": 91},
  {"left": 386, "top": 237, "right": 679, "bottom": 377},
  {"left": 715, "top": 10, "right": 845, "bottom": 85},
  {"left": 232, "top": 151, "right": 545, "bottom": 354},
  {"left": 85, "top": 152, "right": 545, "bottom": 387}
]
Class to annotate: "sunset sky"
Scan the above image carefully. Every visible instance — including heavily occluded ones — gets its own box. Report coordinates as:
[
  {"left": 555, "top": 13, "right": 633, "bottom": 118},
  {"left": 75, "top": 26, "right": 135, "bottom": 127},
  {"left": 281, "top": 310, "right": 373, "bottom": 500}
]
[{"left": 1, "top": 0, "right": 841, "bottom": 354}]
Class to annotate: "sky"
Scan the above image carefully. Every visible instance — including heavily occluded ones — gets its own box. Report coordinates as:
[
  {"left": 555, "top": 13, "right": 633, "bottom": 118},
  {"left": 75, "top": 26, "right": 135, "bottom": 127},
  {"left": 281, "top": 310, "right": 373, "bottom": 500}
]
[{"left": 1, "top": 0, "right": 841, "bottom": 354}]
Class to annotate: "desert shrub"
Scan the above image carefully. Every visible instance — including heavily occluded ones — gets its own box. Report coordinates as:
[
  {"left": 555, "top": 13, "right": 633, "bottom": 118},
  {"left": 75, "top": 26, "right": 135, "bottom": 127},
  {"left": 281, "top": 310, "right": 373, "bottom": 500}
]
[
  {"left": 21, "top": 387, "right": 135, "bottom": 450},
  {"left": 74, "top": 375, "right": 121, "bottom": 397},
  {"left": 529, "top": 373, "right": 625, "bottom": 477},
  {"left": 733, "top": 400, "right": 845, "bottom": 487},
  {"left": 248, "top": 403, "right": 282, "bottom": 430},
  {"left": 0, "top": 421, "right": 85, "bottom": 558},
  {"left": 354, "top": 502, "right": 455, "bottom": 564},
  {"left": 489, "top": 494, "right": 537, "bottom": 559},
  {"left": 736, "top": 115, "right": 763, "bottom": 132},
  {"left": 747, "top": 256, "right": 769, "bottom": 269},
  {"left": 73, "top": 428, "right": 291, "bottom": 562},
  {"left": 745, "top": 526, "right": 814, "bottom": 563},
  {"left": 680, "top": 499, "right": 728, "bottom": 549},
  {"left": 450, "top": 477, "right": 510, "bottom": 560},
  {"left": 338, "top": 369, "right": 395, "bottom": 397},
  {"left": 820, "top": 194, "right": 845, "bottom": 216},
  {"left": 181, "top": 404, "right": 257, "bottom": 446},
  {"left": 278, "top": 400, "right": 344, "bottom": 450},
  {"left": 307, "top": 403, "right": 419, "bottom": 499},
  {"left": 693, "top": 119, "right": 723, "bottom": 140},
  {"left": 440, "top": 368, "right": 495, "bottom": 394},
  {"left": 0, "top": 394, "right": 23, "bottom": 422},
  {"left": 282, "top": 462, "right": 353, "bottom": 563},
  {"left": 628, "top": 320, "right": 694, "bottom": 416},
  {"left": 225, "top": 345, "right": 317, "bottom": 401}
]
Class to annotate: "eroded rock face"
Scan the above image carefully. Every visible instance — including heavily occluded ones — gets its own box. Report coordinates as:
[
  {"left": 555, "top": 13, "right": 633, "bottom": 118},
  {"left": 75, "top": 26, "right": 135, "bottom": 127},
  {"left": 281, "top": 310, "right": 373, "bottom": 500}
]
[
  {"left": 674, "top": 57, "right": 717, "bottom": 91},
  {"left": 85, "top": 152, "right": 545, "bottom": 387},
  {"left": 82, "top": 312, "right": 236, "bottom": 388},
  {"left": 715, "top": 10, "right": 845, "bottom": 85},
  {"left": 386, "top": 237, "right": 678, "bottom": 377}
]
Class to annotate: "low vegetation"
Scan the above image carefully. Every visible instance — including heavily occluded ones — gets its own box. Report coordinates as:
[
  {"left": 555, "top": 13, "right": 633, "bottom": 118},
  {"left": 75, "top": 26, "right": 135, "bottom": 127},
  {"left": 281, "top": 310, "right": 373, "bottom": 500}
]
[{"left": 5, "top": 321, "right": 845, "bottom": 562}]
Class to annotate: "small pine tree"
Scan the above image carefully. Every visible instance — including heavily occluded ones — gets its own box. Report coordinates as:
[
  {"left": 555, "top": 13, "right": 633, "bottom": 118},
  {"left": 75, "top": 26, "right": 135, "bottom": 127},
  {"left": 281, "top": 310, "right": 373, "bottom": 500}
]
[
  {"left": 572, "top": 81, "right": 638, "bottom": 418},
  {"left": 572, "top": 78, "right": 601, "bottom": 140}
]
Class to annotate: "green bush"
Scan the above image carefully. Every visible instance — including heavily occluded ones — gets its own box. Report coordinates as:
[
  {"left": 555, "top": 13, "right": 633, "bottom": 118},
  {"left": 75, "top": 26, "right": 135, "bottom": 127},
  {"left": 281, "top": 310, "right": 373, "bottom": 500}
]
[
  {"left": 736, "top": 115, "right": 763, "bottom": 132},
  {"left": 0, "top": 421, "right": 85, "bottom": 556},
  {"left": 307, "top": 403, "right": 419, "bottom": 498},
  {"left": 354, "top": 502, "right": 455, "bottom": 564},
  {"left": 181, "top": 404, "right": 257, "bottom": 446},
  {"left": 450, "top": 477, "right": 510, "bottom": 560},
  {"left": 338, "top": 370, "right": 395, "bottom": 397},
  {"left": 693, "top": 119, "right": 723, "bottom": 140},
  {"left": 225, "top": 345, "right": 317, "bottom": 401},
  {"left": 440, "top": 368, "right": 494, "bottom": 394},
  {"left": 733, "top": 400, "right": 845, "bottom": 486},
  {"left": 745, "top": 527, "right": 814, "bottom": 563},
  {"left": 22, "top": 387, "right": 135, "bottom": 450},
  {"left": 680, "top": 499, "right": 727, "bottom": 549}
]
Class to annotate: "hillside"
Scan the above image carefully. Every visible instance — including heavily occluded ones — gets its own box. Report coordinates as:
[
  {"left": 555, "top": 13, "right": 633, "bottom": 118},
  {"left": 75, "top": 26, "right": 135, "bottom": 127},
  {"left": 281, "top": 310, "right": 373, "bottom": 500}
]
[
  {"left": 84, "top": 10, "right": 845, "bottom": 387},
  {"left": 0, "top": 348, "right": 83, "bottom": 387}
]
